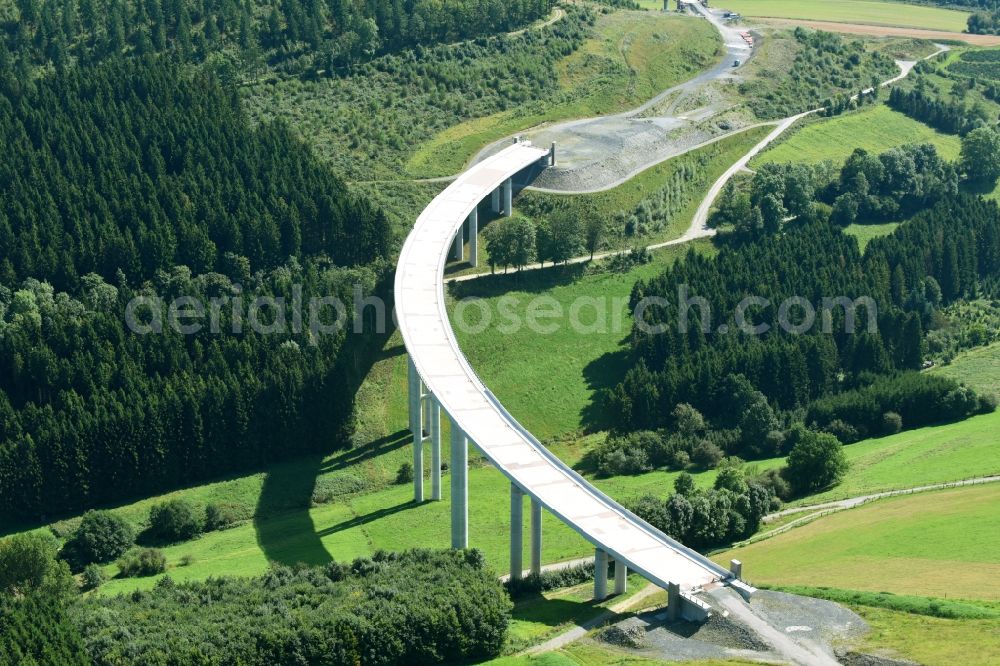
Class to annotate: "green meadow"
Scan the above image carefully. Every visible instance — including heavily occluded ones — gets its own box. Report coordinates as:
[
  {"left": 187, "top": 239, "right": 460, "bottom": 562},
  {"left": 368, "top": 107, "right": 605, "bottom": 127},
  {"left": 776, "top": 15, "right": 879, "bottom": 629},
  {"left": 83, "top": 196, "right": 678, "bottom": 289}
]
[
  {"left": 716, "top": 483, "right": 1000, "bottom": 600},
  {"left": 718, "top": 0, "right": 970, "bottom": 33},
  {"left": 753, "top": 105, "right": 962, "bottom": 168}
]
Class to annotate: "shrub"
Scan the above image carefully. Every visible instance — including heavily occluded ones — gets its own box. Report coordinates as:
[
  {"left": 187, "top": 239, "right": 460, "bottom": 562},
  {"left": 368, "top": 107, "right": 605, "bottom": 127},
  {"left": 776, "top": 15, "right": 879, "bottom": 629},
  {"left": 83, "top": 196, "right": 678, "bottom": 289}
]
[
  {"left": 117, "top": 548, "right": 167, "bottom": 578},
  {"left": 395, "top": 462, "right": 414, "bottom": 484},
  {"left": 148, "top": 499, "right": 203, "bottom": 543},
  {"left": 82, "top": 549, "right": 511, "bottom": 664},
  {"left": 881, "top": 411, "right": 903, "bottom": 435},
  {"left": 62, "top": 510, "right": 134, "bottom": 569},
  {"left": 311, "top": 474, "right": 367, "bottom": 504},
  {"left": 673, "top": 472, "right": 696, "bottom": 496},
  {"left": 783, "top": 430, "right": 849, "bottom": 495},
  {"left": 978, "top": 393, "right": 998, "bottom": 414},
  {"left": 0, "top": 532, "right": 73, "bottom": 597},
  {"left": 691, "top": 440, "right": 724, "bottom": 469},
  {"left": 204, "top": 502, "right": 248, "bottom": 532},
  {"left": 81, "top": 564, "right": 106, "bottom": 591},
  {"left": 823, "top": 419, "right": 860, "bottom": 444},
  {"left": 756, "top": 468, "right": 792, "bottom": 502}
]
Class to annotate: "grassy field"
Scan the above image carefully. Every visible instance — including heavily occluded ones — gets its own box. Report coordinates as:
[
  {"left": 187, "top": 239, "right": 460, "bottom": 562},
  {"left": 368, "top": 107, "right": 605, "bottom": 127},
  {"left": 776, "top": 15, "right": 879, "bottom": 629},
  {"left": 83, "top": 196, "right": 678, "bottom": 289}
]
[
  {"left": 718, "top": 0, "right": 970, "bottom": 33},
  {"left": 752, "top": 104, "right": 962, "bottom": 168},
  {"left": 786, "top": 409, "right": 1000, "bottom": 505},
  {"left": 492, "top": 641, "right": 758, "bottom": 665},
  {"left": 715, "top": 483, "right": 1000, "bottom": 600},
  {"left": 851, "top": 606, "right": 1000, "bottom": 666},
  {"left": 405, "top": 11, "right": 721, "bottom": 177},
  {"left": 449, "top": 241, "right": 713, "bottom": 438},
  {"left": 931, "top": 341, "right": 1000, "bottom": 397},
  {"left": 844, "top": 222, "right": 899, "bottom": 251}
]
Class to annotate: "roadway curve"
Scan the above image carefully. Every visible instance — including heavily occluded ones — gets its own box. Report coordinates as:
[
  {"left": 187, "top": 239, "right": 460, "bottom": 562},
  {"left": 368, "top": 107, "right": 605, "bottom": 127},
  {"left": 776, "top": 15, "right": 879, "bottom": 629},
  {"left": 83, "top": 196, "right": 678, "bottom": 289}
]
[{"left": 394, "top": 141, "right": 735, "bottom": 593}]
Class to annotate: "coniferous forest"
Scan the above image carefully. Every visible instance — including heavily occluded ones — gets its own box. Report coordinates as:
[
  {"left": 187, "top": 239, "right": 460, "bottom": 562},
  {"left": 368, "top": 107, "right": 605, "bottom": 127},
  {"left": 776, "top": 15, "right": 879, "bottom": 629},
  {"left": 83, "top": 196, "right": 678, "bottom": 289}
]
[
  {"left": 607, "top": 193, "right": 1000, "bottom": 457},
  {"left": 0, "top": 55, "right": 393, "bottom": 520}
]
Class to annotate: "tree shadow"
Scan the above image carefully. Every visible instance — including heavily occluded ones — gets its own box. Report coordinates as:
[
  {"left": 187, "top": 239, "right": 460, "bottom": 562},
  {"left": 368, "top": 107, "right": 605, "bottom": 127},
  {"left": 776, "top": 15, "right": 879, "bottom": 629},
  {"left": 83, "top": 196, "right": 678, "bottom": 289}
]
[
  {"left": 579, "top": 345, "right": 632, "bottom": 435},
  {"left": 449, "top": 262, "right": 588, "bottom": 298}
]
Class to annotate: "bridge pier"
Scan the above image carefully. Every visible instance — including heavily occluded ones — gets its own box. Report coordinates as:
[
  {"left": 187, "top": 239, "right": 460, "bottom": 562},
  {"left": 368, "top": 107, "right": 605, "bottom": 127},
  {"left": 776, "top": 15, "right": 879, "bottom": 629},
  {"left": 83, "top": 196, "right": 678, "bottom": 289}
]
[
  {"left": 530, "top": 498, "right": 542, "bottom": 575},
  {"left": 407, "top": 356, "right": 424, "bottom": 503},
  {"left": 430, "top": 397, "right": 442, "bottom": 500},
  {"left": 614, "top": 559, "right": 627, "bottom": 595},
  {"left": 503, "top": 178, "right": 513, "bottom": 217},
  {"left": 452, "top": 226, "right": 463, "bottom": 261},
  {"left": 594, "top": 549, "right": 609, "bottom": 600},
  {"left": 468, "top": 208, "right": 478, "bottom": 268},
  {"left": 450, "top": 416, "right": 468, "bottom": 548},
  {"left": 510, "top": 484, "right": 523, "bottom": 580},
  {"left": 491, "top": 188, "right": 501, "bottom": 213}
]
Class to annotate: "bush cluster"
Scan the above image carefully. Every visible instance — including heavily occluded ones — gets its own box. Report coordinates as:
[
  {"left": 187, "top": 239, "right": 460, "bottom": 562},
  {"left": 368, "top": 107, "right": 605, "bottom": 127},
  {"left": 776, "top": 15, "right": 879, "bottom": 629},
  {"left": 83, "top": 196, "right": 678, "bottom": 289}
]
[{"left": 74, "top": 549, "right": 512, "bottom": 665}]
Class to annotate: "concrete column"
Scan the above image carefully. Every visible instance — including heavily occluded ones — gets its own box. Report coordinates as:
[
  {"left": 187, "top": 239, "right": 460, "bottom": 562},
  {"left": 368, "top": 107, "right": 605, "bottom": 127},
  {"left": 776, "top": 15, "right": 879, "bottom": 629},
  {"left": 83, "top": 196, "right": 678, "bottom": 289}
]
[
  {"left": 729, "top": 559, "right": 742, "bottom": 579},
  {"left": 450, "top": 417, "right": 468, "bottom": 549},
  {"left": 468, "top": 208, "right": 478, "bottom": 268},
  {"left": 421, "top": 383, "right": 430, "bottom": 437},
  {"left": 530, "top": 498, "right": 542, "bottom": 576},
  {"left": 667, "top": 582, "right": 681, "bottom": 621},
  {"left": 503, "top": 178, "right": 513, "bottom": 217},
  {"left": 452, "top": 227, "right": 463, "bottom": 262},
  {"left": 430, "top": 397, "right": 442, "bottom": 501},
  {"left": 594, "top": 549, "right": 608, "bottom": 601},
  {"left": 614, "top": 560, "right": 627, "bottom": 595},
  {"left": 407, "top": 357, "right": 423, "bottom": 503},
  {"left": 510, "top": 484, "right": 523, "bottom": 581},
  {"left": 550, "top": 142, "right": 557, "bottom": 167},
  {"left": 491, "top": 188, "right": 501, "bottom": 213}
]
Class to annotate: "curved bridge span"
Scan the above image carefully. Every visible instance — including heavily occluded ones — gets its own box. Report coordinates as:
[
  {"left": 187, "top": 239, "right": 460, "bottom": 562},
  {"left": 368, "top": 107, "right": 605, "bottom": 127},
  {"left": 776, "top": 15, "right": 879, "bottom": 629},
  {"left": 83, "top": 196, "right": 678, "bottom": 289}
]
[{"left": 394, "top": 141, "right": 746, "bottom": 608}]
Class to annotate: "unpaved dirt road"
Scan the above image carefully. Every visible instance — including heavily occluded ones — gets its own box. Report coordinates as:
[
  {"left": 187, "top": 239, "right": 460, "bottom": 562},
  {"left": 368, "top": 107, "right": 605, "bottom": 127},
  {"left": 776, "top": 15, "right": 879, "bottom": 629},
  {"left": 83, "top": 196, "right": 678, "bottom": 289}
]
[{"left": 471, "top": 5, "right": 756, "bottom": 193}]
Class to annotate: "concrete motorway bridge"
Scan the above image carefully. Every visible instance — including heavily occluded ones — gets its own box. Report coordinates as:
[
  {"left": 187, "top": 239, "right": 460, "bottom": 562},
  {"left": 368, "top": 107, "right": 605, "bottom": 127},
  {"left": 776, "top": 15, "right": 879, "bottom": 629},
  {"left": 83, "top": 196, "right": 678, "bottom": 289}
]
[{"left": 394, "top": 140, "right": 754, "bottom": 620}]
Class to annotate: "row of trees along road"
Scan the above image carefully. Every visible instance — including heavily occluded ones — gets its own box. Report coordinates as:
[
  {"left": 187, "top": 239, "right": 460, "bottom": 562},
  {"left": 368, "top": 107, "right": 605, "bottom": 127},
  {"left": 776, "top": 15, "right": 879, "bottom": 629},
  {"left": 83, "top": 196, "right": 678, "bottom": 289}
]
[{"left": 481, "top": 212, "right": 607, "bottom": 272}]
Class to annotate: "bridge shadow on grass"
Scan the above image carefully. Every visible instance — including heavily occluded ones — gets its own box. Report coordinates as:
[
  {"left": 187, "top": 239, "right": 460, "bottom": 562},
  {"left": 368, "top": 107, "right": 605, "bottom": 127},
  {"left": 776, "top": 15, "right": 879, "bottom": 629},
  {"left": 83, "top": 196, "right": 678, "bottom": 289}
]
[
  {"left": 315, "top": 501, "right": 413, "bottom": 537},
  {"left": 255, "top": 291, "right": 401, "bottom": 567},
  {"left": 254, "top": 453, "right": 332, "bottom": 567},
  {"left": 321, "top": 429, "right": 410, "bottom": 473},
  {"left": 513, "top": 595, "right": 602, "bottom": 628}
]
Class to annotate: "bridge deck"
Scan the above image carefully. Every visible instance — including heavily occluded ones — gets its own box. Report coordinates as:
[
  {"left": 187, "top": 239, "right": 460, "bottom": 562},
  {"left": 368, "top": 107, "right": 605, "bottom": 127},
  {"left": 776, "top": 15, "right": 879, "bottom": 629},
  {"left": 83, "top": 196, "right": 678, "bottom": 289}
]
[{"left": 394, "top": 142, "right": 732, "bottom": 591}]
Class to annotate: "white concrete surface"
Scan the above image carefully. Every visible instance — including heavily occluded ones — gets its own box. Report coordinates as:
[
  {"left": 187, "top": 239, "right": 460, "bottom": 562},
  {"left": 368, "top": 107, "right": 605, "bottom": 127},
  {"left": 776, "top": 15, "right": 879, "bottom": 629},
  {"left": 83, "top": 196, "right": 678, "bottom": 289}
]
[{"left": 395, "top": 141, "right": 733, "bottom": 592}]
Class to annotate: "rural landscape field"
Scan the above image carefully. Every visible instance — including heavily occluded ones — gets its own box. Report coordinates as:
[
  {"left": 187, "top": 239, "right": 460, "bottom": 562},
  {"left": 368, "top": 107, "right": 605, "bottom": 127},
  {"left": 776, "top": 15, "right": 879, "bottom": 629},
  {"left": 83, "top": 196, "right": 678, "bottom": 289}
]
[{"left": 1, "top": 0, "right": 998, "bottom": 664}]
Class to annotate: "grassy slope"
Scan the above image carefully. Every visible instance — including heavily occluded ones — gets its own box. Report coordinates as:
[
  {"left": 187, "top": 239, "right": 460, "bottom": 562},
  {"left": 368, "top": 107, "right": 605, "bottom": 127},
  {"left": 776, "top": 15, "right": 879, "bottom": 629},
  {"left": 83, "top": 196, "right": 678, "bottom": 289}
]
[
  {"left": 752, "top": 104, "right": 962, "bottom": 168},
  {"left": 930, "top": 341, "right": 1000, "bottom": 397},
  {"left": 449, "top": 242, "right": 712, "bottom": 439},
  {"left": 719, "top": 0, "right": 970, "bottom": 32},
  {"left": 715, "top": 483, "right": 1000, "bottom": 600},
  {"left": 406, "top": 11, "right": 721, "bottom": 177},
  {"left": 853, "top": 606, "right": 1000, "bottom": 666},
  {"left": 844, "top": 222, "right": 899, "bottom": 251}
]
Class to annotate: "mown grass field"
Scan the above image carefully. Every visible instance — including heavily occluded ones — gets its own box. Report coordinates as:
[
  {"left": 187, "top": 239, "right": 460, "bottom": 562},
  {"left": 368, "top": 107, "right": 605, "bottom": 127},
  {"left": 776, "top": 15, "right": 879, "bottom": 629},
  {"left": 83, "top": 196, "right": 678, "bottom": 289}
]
[
  {"left": 852, "top": 606, "right": 1000, "bottom": 666},
  {"left": 718, "top": 0, "right": 970, "bottom": 33},
  {"left": 844, "top": 222, "right": 899, "bottom": 251},
  {"left": 405, "top": 11, "right": 721, "bottom": 177},
  {"left": 786, "top": 409, "right": 1000, "bottom": 505},
  {"left": 753, "top": 104, "right": 962, "bottom": 168},
  {"left": 449, "top": 241, "right": 713, "bottom": 439},
  {"left": 930, "top": 341, "right": 1000, "bottom": 396},
  {"left": 715, "top": 483, "right": 1000, "bottom": 600}
]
